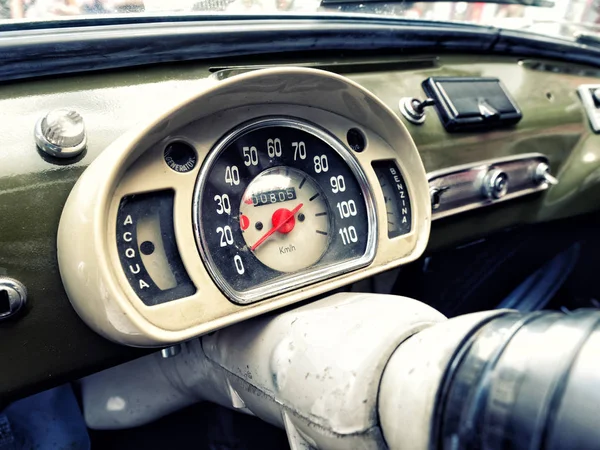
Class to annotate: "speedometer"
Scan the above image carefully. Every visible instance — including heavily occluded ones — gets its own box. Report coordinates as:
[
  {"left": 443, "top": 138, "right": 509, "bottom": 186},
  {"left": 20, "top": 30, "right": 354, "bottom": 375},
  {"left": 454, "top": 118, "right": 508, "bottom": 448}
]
[{"left": 193, "top": 117, "right": 376, "bottom": 304}]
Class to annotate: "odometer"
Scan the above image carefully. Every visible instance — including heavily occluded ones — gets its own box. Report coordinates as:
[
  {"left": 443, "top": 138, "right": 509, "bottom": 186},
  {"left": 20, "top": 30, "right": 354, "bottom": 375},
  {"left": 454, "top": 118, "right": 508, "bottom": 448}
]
[{"left": 193, "top": 117, "right": 376, "bottom": 304}]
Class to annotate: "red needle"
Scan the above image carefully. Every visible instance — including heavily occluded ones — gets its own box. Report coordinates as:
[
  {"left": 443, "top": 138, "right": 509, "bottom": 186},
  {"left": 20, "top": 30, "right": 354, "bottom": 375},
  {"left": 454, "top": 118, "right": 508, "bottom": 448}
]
[{"left": 250, "top": 203, "right": 304, "bottom": 252}]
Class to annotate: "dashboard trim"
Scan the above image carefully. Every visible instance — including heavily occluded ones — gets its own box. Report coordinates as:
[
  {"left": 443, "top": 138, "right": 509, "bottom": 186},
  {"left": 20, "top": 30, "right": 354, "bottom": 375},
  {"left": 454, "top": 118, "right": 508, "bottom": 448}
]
[
  {"left": 428, "top": 153, "right": 553, "bottom": 221},
  {"left": 4, "top": 17, "right": 600, "bottom": 84}
]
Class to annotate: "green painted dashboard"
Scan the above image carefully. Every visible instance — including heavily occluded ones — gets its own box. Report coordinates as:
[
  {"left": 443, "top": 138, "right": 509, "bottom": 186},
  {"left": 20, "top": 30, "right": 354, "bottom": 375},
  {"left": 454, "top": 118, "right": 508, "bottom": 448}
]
[{"left": 1, "top": 54, "right": 600, "bottom": 402}]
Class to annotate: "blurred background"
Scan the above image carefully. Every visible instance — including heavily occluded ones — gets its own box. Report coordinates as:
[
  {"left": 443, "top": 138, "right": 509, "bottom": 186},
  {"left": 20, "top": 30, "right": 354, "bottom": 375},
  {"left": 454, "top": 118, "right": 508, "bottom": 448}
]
[{"left": 0, "top": 0, "right": 599, "bottom": 42}]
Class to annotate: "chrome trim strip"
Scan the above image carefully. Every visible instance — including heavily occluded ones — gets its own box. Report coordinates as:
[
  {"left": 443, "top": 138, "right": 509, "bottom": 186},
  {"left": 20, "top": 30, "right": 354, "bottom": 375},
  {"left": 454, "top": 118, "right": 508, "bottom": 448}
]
[
  {"left": 428, "top": 153, "right": 551, "bottom": 221},
  {"left": 192, "top": 116, "right": 377, "bottom": 305}
]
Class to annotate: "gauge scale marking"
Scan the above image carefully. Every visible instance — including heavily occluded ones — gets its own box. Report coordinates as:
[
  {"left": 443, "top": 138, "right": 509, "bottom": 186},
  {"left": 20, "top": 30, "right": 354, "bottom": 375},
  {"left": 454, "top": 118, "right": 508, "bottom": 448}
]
[{"left": 194, "top": 118, "right": 376, "bottom": 304}]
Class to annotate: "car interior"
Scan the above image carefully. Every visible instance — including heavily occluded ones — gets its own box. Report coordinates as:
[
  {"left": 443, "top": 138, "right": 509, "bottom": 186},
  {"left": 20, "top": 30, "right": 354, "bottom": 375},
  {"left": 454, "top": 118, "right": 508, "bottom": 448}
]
[{"left": 1, "top": 3, "right": 600, "bottom": 449}]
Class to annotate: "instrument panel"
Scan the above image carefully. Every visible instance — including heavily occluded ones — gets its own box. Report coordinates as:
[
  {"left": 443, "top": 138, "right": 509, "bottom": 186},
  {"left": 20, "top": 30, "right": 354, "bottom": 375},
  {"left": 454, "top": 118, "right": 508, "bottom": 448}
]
[{"left": 57, "top": 67, "right": 431, "bottom": 346}]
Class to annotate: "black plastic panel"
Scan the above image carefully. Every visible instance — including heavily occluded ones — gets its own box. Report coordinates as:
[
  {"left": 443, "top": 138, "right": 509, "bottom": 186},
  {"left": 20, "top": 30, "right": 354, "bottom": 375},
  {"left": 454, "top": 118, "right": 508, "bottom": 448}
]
[{"left": 422, "top": 77, "right": 522, "bottom": 132}]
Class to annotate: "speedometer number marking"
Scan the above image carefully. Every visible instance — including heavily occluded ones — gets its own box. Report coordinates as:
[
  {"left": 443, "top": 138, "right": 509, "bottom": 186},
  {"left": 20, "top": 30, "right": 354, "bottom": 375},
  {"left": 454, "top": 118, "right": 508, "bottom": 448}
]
[
  {"left": 225, "top": 165, "right": 240, "bottom": 185},
  {"left": 234, "top": 255, "right": 245, "bottom": 274},
  {"left": 243, "top": 146, "right": 259, "bottom": 166},
  {"left": 216, "top": 226, "right": 234, "bottom": 247},
  {"left": 336, "top": 200, "right": 357, "bottom": 219},
  {"left": 330, "top": 175, "right": 346, "bottom": 193},
  {"left": 339, "top": 226, "right": 358, "bottom": 245},
  {"left": 313, "top": 155, "right": 329, "bottom": 173},
  {"left": 293, "top": 141, "right": 307, "bottom": 160},
  {"left": 267, "top": 138, "right": 282, "bottom": 158},
  {"left": 214, "top": 194, "right": 231, "bottom": 215}
]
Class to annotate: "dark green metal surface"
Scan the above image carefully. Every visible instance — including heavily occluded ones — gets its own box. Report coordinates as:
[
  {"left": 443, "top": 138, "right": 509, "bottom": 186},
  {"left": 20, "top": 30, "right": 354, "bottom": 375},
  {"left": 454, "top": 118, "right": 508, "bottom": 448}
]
[{"left": 1, "top": 55, "right": 600, "bottom": 401}]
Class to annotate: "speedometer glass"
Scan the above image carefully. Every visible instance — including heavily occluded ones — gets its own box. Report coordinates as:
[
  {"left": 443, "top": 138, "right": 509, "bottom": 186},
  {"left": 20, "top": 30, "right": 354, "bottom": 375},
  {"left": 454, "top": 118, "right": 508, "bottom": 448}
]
[{"left": 193, "top": 117, "right": 376, "bottom": 304}]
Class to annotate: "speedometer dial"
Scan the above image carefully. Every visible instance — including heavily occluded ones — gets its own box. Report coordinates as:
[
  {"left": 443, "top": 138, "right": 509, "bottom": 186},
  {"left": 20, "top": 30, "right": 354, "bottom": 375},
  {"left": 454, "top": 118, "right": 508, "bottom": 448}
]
[{"left": 193, "top": 117, "right": 376, "bottom": 304}]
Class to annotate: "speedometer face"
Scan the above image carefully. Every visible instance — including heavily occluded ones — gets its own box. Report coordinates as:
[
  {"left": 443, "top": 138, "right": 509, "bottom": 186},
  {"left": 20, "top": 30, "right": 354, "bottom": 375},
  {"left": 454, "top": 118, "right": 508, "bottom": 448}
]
[
  {"left": 193, "top": 118, "right": 376, "bottom": 304},
  {"left": 239, "top": 167, "right": 331, "bottom": 273}
]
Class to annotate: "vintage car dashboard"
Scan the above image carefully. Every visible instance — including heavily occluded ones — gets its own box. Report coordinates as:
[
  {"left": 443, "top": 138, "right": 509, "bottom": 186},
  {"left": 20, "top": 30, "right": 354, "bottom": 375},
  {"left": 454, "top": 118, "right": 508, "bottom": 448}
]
[{"left": 2, "top": 53, "right": 600, "bottom": 399}]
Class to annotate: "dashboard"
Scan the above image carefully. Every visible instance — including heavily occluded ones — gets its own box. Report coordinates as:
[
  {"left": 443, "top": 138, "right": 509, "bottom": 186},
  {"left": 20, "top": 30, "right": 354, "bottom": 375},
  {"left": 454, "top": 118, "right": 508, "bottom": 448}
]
[{"left": 2, "top": 52, "right": 600, "bottom": 399}]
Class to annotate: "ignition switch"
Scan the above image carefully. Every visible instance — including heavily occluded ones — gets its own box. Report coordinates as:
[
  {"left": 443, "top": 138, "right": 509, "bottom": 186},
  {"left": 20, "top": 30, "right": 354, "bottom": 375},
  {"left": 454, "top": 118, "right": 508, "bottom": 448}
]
[{"left": 482, "top": 169, "right": 509, "bottom": 200}]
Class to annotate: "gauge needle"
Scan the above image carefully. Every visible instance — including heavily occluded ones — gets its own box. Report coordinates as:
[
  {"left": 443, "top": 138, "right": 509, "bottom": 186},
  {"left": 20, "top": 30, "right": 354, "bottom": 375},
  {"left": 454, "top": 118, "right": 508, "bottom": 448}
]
[{"left": 250, "top": 203, "right": 304, "bottom": 252}]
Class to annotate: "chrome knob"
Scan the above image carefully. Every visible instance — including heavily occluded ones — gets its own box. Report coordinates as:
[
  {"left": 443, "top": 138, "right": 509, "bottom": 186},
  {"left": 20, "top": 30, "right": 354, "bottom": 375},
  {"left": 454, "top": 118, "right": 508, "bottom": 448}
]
[
  {"left": 35, "top": 109, "right": 87, "bottom": 158},
  {"left": 482, "top": 169, "right": 509, "bottom": 200},
  {"left": 534, "top": 162, "right": 559, "bottom": 186}
]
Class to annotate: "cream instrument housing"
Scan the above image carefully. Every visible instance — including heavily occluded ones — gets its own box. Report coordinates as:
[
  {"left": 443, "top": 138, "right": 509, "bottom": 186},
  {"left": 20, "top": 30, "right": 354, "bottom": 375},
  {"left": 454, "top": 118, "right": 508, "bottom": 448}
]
[{"left": 57, "top": 67, "right": 431, "bottom": 346}]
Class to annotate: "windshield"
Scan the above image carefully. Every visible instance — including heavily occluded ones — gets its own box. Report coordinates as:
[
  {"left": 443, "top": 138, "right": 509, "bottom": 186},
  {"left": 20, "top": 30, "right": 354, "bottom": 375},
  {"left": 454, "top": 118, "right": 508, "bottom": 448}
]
[{"left": 0, "top": 0, "right": 597, "bottom": 42}]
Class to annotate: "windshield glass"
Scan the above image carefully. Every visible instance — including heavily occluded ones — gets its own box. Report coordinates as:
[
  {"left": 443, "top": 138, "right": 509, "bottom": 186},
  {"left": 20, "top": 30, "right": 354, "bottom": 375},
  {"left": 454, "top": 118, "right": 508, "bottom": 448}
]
[{"left": 0, "top": 0, "right": 596, "bottom": 42}]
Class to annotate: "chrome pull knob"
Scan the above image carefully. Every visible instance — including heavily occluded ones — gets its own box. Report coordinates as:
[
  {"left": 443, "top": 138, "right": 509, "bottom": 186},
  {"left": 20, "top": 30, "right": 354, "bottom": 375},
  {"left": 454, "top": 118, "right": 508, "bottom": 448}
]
[
  {"left": 482, "top": 169, "right": 509, "bottom": 200},
  {"left": 35, "top": 109, "right": 87, "bottom": 158},
  {"left": 534, "top": 162, "right": 559, "bottom": 186}
]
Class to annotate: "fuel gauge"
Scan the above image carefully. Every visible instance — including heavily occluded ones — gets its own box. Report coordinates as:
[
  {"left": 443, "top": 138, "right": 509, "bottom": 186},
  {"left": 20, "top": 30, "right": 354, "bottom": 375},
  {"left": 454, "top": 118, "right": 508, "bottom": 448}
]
[{"left": 372, "top": 160, "right": 412, "bottom": 238}]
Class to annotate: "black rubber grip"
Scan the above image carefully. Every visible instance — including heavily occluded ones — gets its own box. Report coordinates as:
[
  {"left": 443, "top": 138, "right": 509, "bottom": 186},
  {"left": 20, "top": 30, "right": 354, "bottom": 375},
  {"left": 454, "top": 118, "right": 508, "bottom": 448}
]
[{"left": 432, "top": 309, "right": 600, "bottom": 450}]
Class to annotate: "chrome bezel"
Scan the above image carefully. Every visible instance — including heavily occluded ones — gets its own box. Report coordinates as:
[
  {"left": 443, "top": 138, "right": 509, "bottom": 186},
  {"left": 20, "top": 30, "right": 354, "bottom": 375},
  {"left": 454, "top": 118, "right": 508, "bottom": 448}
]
[{"left": 192, "top": 117, "right": 377, "bottom": 305}]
